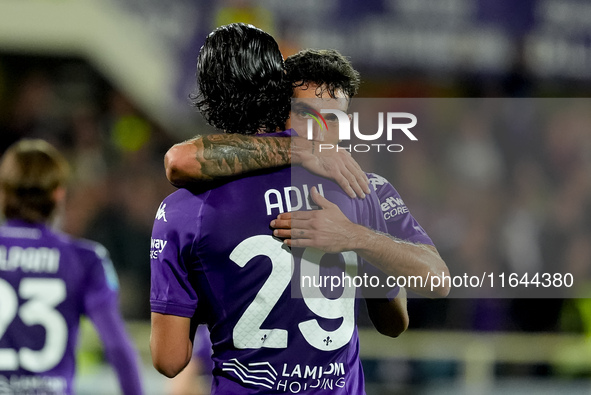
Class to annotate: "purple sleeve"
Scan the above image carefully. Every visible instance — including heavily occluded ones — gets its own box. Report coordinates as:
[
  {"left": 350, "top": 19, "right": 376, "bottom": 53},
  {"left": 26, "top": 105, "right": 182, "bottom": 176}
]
[
  {"left": 82, "top": 244, "right": 120, "bottom": 311},
  {"left": 368, "top": 173, "right": 434, "bottom": 246},
  {"left": 192, "top": 326, "right": 213, "bottom": 373},
  {"left": 150, "top": 198, "right": 199, "bottom": 318},
  {"left": 88, "top": 305, "right": 144, "bottom": 395},
  {"left": 83, "top": 247, "right": 143, "bottom": 395}
]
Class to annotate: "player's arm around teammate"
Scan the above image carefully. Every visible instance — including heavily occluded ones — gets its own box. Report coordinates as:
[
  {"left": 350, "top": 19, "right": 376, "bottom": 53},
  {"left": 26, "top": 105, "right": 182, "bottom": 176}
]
[
  {"left": 272, "top": 187, "right": 450, "bottom": 298},
  {"left": 165, "top": 134, "right": 369, "bottom": 199}
]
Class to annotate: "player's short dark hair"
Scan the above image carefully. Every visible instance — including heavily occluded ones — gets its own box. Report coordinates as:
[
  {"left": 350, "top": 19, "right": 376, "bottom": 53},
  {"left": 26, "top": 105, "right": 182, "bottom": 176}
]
[
  {"left": 0, "top": 139, "right": 69, "bottom": 223},
  {"left": 285, "top": 49, "right": 360, "bottom": 99},
  {"left": 192, "top": 23, "right": 291, "bottom": 135}
]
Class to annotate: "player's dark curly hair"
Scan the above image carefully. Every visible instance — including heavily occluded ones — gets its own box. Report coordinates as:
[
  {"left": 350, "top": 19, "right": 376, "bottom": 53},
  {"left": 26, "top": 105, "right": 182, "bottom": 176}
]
[
  {"left": 285, "top": 49, "right": 361, "bottom": 99},
  {"left": 192, "top": 23, "right": 291, "bottom": 135}
]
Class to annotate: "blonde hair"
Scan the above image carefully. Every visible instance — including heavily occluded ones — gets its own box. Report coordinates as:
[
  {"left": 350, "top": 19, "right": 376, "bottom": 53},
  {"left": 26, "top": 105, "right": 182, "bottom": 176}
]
[{"left": 0, "top": 139, "right": 70, "bottom": 223}]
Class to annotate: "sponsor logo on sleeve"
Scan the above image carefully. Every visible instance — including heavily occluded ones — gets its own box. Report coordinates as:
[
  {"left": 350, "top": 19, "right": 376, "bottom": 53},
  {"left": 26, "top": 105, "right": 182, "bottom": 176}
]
[
  {"left": 380, "top": 196, "right": 409, "bottom": 220},
  {"left": 150, "top": 238, "right": 167, "bottom": 259}
]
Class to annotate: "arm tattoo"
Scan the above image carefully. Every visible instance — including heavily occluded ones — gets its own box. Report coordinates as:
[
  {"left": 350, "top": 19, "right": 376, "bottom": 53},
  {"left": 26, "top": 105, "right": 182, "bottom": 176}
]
[{"left": 197, "top": 134, "right": 291, "bottom": 179}]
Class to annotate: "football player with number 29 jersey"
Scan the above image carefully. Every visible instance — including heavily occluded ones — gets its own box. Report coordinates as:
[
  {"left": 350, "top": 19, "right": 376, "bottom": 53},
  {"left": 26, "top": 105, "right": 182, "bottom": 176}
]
[{"left": 151, "top": 23, "right": 448, "bottom": 394}]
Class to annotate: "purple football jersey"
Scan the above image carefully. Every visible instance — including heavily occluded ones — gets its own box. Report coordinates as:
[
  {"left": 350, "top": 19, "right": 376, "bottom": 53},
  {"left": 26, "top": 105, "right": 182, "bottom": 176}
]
[
  {"left": 0, "top": 219, "right": 130, "bottom": 395},
  {"left": 368, "top": 172, "right": 434, "bottom": 247},
  {"left": 193, "top": 325, "right": 213, "bottom": 374},
  {"left": 150, "top": 131, "right": 431, "bottom": 394}
]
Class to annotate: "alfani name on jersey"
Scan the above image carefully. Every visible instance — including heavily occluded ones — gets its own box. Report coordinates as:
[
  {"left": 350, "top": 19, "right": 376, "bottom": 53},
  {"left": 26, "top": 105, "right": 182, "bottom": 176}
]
[
  {"left": 264, "top": 184, "right": 325, "bottom": 216},
  {"left": 277, "top": 362, "right": 346, "bottom": 393},
  {"left": 0, "top": 245, "right": 60, "bottom": 273}
]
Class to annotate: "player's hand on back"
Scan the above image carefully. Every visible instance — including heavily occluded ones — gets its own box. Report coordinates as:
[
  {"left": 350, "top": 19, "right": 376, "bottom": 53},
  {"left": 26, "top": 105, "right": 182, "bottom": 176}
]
[
  {"left": 292, "top": 137, "right": 370, "bottom": 199},
  {"left": 270, "top": 186, "right": 363, "bottom": 253}
]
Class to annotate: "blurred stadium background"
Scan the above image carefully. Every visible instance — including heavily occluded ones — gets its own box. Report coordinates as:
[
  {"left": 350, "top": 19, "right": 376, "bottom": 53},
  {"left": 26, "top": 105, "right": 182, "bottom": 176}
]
[{"left": 1, "top": 0, "right": 591, "bottom": 394}]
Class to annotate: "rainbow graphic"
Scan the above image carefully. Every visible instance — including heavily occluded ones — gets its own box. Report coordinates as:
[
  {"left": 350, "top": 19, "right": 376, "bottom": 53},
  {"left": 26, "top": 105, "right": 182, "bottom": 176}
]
[{"left": 304, "top": 109, "right": 328, "bottom": 131}]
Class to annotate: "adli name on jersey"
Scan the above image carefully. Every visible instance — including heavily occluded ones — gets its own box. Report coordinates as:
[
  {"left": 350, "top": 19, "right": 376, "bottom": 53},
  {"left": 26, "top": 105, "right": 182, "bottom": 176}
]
[{"left": 264, "top": 184, "right": 325, "bottom": 216}]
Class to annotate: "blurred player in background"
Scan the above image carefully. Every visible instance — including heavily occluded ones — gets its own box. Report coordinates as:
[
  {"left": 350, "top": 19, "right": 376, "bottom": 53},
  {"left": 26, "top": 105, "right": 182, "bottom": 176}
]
[
  {"left": 164, "top": 48, "right": 449, "bottom": 299},
  {"left": 0, "top": 139, "right": 143, "bottom": 395},
  {"left": 150, "top": 23, "right": 411, "bottom": 394}
]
